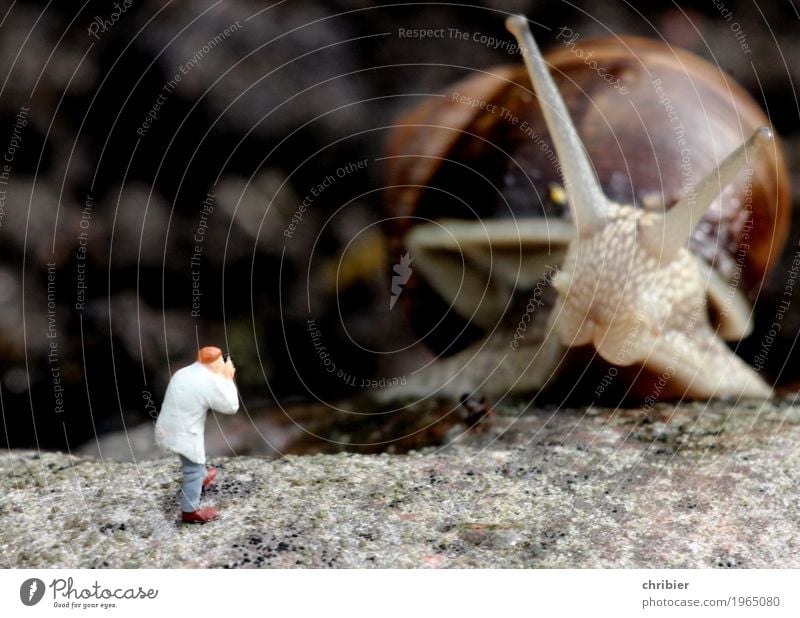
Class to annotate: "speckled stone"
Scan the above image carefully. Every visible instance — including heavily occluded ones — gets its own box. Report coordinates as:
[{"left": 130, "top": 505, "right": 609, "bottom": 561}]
[{"left": 2, "top": 399, "right": 799, "bottom": 568}]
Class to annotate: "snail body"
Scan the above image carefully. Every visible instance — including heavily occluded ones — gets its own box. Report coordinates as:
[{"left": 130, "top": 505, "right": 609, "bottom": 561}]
[{"left": 383, "top": 16, "right": 790, "bottom": 401}]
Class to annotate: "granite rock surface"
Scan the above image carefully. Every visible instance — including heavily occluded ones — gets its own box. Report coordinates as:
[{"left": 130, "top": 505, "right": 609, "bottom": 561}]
[{"left": 2, "top": 400, "right": 799, "bottom": 568}]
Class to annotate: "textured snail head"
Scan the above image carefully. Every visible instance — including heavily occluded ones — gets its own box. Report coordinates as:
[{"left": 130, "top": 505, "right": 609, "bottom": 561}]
[
  {"left": 506, "top": 15, "right": 772, "bottom": 398},
  {"left": 550, "top": 205, "right": 677, "bottom": 363}
]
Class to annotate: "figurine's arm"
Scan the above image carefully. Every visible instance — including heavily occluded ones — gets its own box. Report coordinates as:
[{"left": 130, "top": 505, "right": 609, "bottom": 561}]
[{"left": 206, "top": 373, "right": 239, "bottom": 414}]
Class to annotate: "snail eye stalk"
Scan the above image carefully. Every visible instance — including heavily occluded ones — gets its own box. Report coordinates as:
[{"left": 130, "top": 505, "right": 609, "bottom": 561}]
[
  {"left": 641, "top": 126, "right": 774, "bottom": 261},
  {"left": 506, "top": 15, "right": 608, "bottom": 236}
]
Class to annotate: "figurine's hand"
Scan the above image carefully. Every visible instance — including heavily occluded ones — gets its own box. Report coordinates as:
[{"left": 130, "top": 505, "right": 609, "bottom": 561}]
[{"left": 224, "top": 358, "right": 236, "bottom": 380}]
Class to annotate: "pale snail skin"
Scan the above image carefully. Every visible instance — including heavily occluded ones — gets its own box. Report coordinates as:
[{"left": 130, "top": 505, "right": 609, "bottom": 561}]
[{"left": 384, "top": 15, "right": 779, "bottom": 402}]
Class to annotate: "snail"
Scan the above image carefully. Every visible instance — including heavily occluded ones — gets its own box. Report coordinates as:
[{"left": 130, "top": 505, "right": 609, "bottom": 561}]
[{"left": 382, "top": 15, "right": 790, "bottom": 402}]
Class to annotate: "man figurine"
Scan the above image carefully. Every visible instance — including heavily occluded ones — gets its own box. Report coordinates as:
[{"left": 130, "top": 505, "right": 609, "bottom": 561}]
[{"left": 155, "top": 346, "right": 239, "bottom": 523}]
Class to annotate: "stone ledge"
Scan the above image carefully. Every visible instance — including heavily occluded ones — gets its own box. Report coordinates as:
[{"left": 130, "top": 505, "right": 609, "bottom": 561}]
[{"left": 2, "top": 401, "right": 799, "bottom": 568}]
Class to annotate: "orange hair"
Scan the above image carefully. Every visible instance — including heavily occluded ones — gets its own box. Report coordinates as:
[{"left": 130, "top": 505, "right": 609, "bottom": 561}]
[{"left": 197, "top": 346, "right": 223, "bottom": 364}]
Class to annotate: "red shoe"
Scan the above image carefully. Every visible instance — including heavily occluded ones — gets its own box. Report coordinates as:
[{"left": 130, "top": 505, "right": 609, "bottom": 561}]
[
  {"left": 202, "top": 467, "right": 218, "bottom": 489},
  {"left": 181, "top": 507, "right": 220, "bottom": 524}
]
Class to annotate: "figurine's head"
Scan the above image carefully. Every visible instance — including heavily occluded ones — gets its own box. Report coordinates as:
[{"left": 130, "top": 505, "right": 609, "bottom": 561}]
[{"left": 198, "top": 346, "right": 225, "bottom": 374}]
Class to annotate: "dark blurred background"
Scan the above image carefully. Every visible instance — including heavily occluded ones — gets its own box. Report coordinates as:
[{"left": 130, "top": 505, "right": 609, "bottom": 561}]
[{"left": 1, "top": 0, "right": 799, "bottom": 456}]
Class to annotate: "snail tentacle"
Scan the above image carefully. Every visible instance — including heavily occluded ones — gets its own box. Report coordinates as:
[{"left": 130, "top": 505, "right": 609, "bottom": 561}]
[
  {"left": 405, "top": 218, "right": 574, "bottom": 329},
  {"left": 506, "top": 15, "right": 608, "bottom": 236},
  {"left": 643, "top": 126, "right": 774, "bottom": 261}
]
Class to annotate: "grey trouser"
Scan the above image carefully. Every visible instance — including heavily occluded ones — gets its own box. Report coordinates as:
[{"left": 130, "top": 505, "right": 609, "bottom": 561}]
[{"left": 179, "top": 454, "right": 206, "bottom": 512}]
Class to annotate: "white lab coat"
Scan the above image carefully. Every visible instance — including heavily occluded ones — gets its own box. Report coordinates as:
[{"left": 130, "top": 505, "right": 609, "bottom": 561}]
[{"left": 154, "top": 362, "right": 239, "bottom": 464}]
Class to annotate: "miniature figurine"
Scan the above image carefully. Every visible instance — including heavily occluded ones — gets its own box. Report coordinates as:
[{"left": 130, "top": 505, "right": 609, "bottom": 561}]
[{"left": 155, "top": 346, "right": 239, "bottom": 523}]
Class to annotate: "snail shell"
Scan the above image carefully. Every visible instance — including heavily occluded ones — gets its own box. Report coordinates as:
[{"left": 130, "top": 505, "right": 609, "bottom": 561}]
[{"left": 383, "top": 18, "right": 790, "bottom": 401}]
